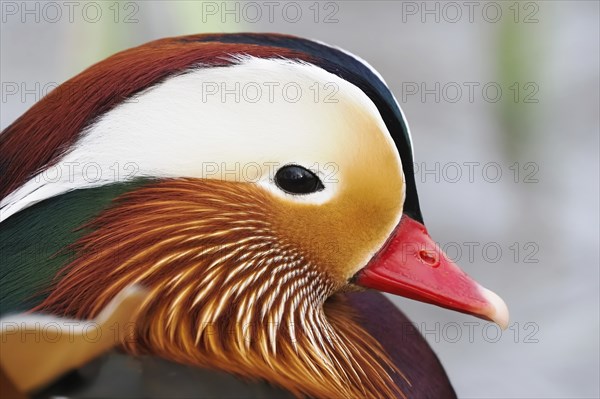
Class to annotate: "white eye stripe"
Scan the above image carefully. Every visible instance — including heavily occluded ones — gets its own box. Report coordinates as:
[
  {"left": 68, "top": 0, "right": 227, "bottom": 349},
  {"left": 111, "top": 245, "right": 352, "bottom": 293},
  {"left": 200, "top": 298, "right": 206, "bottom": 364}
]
[{"left": 1, "top": 56, "right": 397, "bottom": 220}]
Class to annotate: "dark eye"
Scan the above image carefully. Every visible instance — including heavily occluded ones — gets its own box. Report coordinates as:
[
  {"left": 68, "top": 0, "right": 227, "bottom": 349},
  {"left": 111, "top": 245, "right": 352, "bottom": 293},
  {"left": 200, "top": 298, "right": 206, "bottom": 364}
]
[{"left": 274, "top": 165, "right": 324, "bottom": 195}]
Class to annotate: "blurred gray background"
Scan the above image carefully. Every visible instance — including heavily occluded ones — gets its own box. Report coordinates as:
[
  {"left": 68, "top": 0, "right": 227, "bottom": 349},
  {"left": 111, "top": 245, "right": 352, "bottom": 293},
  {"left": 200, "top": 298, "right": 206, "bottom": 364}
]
[{"left": 1, "top": 1, "right": 598, "bottom": 398}]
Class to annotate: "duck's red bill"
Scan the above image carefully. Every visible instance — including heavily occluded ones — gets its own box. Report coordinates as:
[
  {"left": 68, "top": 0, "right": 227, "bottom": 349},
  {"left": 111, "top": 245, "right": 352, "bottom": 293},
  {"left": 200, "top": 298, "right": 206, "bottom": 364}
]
[{"left": 355, "top": 215, "right": 509, "bottom": 329}]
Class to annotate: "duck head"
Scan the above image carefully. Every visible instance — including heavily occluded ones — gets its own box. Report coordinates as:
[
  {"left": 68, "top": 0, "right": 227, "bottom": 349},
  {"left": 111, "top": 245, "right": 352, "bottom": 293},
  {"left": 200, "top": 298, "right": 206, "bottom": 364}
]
[{"left": 0, "top": 34, "right": 508, "bottom": 398}]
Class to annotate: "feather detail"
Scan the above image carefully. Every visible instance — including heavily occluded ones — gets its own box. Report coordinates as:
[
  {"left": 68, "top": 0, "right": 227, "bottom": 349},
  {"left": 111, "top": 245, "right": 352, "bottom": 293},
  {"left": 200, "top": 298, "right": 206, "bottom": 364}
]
[{"left": 34, "top": 178, "right": 405, "bottom": 398}]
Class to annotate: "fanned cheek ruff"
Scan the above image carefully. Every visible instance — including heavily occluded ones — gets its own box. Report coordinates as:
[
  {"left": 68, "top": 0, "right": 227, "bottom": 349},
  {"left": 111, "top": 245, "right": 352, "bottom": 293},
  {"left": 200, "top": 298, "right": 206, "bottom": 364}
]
[{"left": 33, "top": 179, "right": 406, "bottom": 399}]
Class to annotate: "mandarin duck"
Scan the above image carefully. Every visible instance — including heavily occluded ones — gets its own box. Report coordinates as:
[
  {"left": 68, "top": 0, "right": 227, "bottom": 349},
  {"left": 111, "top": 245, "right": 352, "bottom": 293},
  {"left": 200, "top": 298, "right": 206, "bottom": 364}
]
[{"left": 0, "top": 33, "right": 509, "bottom": 398}]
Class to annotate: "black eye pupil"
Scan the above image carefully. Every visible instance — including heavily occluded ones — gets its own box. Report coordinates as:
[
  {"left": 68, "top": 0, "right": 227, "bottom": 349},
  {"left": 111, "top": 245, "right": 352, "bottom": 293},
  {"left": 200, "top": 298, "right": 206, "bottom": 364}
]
[{"left": 274, "top": 165, "right": 324, "bottom": 195}]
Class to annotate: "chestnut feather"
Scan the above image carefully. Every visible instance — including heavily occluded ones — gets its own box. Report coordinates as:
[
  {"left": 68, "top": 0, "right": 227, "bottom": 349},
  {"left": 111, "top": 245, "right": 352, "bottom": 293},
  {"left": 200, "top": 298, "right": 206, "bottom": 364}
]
[{"left": 35, "top": 179, "right": 406, "bottom": 398}]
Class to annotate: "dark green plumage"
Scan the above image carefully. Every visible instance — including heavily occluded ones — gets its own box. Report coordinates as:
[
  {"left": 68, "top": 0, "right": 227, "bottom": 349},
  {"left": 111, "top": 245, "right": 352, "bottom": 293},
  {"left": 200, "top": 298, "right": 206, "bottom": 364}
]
[{"left": 0, "top": 180, "right": 151, "bottom": 315}]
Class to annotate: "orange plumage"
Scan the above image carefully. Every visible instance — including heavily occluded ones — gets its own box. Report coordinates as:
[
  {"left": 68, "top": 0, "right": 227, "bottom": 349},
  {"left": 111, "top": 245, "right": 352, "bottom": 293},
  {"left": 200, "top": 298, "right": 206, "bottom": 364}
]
[{"left": 36, "top": 179, "right": 406, "bottom": 398}]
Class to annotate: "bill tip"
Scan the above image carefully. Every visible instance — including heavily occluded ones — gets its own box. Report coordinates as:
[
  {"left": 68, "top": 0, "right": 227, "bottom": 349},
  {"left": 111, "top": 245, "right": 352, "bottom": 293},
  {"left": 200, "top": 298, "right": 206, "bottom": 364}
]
[{"left": 479, "top": 286, "right": 510, "bottom": 330}]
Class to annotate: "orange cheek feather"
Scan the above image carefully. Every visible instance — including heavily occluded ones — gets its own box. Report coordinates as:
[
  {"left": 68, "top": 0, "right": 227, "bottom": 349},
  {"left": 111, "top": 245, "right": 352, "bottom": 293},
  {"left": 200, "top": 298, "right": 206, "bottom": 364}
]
[{"left": 33, "top": 178, "right": 406, "bottom": 399}]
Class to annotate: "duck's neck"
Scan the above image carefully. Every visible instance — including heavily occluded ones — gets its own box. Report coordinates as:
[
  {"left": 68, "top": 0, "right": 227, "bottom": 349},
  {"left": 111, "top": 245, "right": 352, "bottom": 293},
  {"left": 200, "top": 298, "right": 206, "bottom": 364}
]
[
  {"left": 128, "top": 270, "right": 402, "bottom": 398},
  {"left": 34, "top": 179, "right": 403, "bottom": 398}
]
